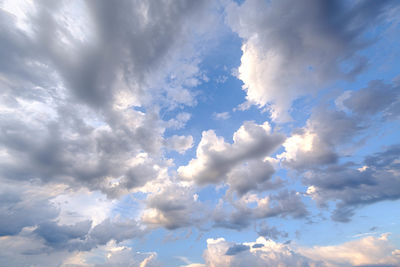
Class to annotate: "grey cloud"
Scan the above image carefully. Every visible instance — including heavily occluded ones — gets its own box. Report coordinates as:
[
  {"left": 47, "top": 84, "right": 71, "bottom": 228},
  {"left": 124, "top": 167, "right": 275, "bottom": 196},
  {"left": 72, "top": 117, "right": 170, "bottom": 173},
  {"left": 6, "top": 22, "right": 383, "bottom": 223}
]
[
  {"left": 227, "top": 159, "right": 282, "bottom": 196},
  {"left": 304, "top": 163, "right": 376, "bottom": 191},
  {"left": 225, "top": 244, "right": 250, "bottom": 255},
  {"left": 27, "top": 217, "right": 143, "bottom": 252},
  {"left": 281, "top": 108, "right": 364, "bottom": 170},
  {"left": 178, "top": 121, "right": 285, "bottom": 195},
  {"left": 226, "top": 0, "right": 398, "bottom": 120},
  {"left": 34, "top": 220, "right": 92, "bottom": 249},
  {"left": 31, "top": 0, "right": 210, "bottom": 109},
  {"left": 343, "top": 79, "right": 400, "bottom": 117},
  {"left": 0, "top": 0, "right": 213, "bottom": 198},
  {"left": 89, "top": 218, "right": 143, "bottom": 245},
  {"left": 256, "top": 222, "right": 288, "bottom": 240},
  {"left": 141, "top": 185, "right": 204, "bottom": 230},
  {"left": 0, "top": 110, "right": 168, "bottom": 198},
  {"left": 213, "top": 190, "right": 307, "bottom": 230},
  {"left": 164, "top": 134, "right": 194, "bottom": 154},
  {"left": 305, "top": 144, "right": 400, "bottom": 222},
  {"left": 0, "top": 185, "right": 59, "bottom": 236}
]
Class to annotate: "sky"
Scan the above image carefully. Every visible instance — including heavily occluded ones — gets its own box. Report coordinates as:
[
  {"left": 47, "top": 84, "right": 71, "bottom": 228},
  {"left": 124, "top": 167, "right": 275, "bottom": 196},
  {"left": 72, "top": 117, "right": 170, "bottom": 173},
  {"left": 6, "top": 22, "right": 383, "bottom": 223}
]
[{"left": 1, "top": 0, "right": 400, "bottom": 266}]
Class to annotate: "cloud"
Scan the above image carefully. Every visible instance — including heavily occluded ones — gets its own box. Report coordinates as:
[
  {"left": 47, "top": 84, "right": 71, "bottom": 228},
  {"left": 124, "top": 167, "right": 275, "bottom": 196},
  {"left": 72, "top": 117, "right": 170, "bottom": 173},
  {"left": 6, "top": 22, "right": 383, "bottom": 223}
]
[
  {"left": 178, "top": 121, "right": 284, "bottom": 195},
  {"left": 141, "top": 184, "right": 204, "bottom": 229},
  {"left": 188, "top": 234, "right": 400, "bottom": 267},
  {"left": 0, "top": 182, "right": 59, "bottom": 236},
  {"left": 225, "top": 244, "right": 250, "bottom": 255},
  {"left": 278, "top": 108, "right": 363, "bottom": 170},
  {"left": 299, "top": 234, "right": 400, "bottom": 267},
  {"left": 213, "top": 190, "right": 307, "bottom": 230},
  {"left": 201, "top": 237, "right": 319, "bottom": 267},
  {"left": 339, "top": 79, "right": 400, "bottom": 119},
  {"left": 89, "top": 218, "right": 144, "bottom": 246},
  {"left": 226, "top": 0, "right": 397, "bottom": 121},
  {"left": 305, "top": 144, "right": 400, "bottom": 222},
  {"left": 165, "top": 135, "right": 194, "bottom": 154},
  {"left": 34, "top": 220, "right": 92, "bottom": 249},
  {"left": 0, "top": 0, "right": 216, "bottom": 199},
  {"left": 256, "top": 222, "right": 288, "bottom": 240},
  {"left": 213, "top": 112, "right": 230, "bottom": 120},
  {"left": 0, "top": 233, "right": 158, "bottom": 267}
]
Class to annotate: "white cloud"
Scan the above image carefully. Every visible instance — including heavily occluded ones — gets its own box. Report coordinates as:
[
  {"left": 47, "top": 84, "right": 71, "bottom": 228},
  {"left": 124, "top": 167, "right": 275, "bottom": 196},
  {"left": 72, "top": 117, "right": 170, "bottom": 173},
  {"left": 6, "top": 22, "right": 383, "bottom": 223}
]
[
  {"left": 178, "top": 121, "right": 284, "bottom": 194},
  {"left": 187, "top": 234, "right": 400, "bottom": 267},
  {"left": 213, "top": 111, "right": 230, "bottom": 120},
  {"left": 141, "top": 184, "right": 204, "bottom": 229},
  {"left": 165, "top": 135, "right": 194, "bottom": 154},
  {"left": 278, "top": 108, "right": 361, "bottom": 170},
  {"left": 226, "top": 0, "right": 395, "bottom": 121}
]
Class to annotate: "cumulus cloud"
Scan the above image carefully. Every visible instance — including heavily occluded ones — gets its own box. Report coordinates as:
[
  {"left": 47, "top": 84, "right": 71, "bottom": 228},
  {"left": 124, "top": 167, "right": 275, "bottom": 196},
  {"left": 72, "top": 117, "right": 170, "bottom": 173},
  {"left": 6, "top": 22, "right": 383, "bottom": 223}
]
[
  {"left": 278, "top": 108, "right": 363, "bottom": 170},
  {"left": 141, "top": 184, "right": 204, "bottom": 229},
  {"left": 299, "top": 234, "right": 400, "bottom": 267},
  {"left": 200, "top": 237, "right": 319, "bottom": 267},
  {"left": 186, "top": 235, "right": 400, "bottom": 267},
  {"left": 0, "top": 0, "right": 217, "bottom": 198},
  {"left": 213, "top": 190, "right": 307, "bottom": 230},
  {"left": 178, "top": 121, "right": 284, "bottom": 195},
  {"left": 165, "top": 135, "right": 194, "bottom": 154},
  {"left": 0, "top": 233, "right": 158, "bottom": 267},
  {"left": 226, "top": 0, "right": 397, "bottom": 120}
]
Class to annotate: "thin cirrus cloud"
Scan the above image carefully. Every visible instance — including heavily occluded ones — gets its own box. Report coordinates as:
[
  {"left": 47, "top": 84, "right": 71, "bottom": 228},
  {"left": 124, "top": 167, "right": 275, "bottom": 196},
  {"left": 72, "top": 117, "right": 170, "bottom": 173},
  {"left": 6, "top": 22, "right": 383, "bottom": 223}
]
[{"left": 0, "top": 0, "right": 400, "bottom": 266}]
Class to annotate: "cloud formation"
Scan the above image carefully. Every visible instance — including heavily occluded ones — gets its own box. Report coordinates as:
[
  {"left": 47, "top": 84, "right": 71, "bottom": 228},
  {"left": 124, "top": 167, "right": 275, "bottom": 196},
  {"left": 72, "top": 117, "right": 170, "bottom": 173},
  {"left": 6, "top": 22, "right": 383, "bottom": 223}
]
[
  {"left": 187, "top": 234, "right": 400, "bottom": 267},
  {"left": 178, "top": 121, "right": 284, "bottom": 194},
  {"left": 306, "top": 144, "right": 400, "bottom": 222},
  {"left": 226, "top": 0, "right": 396, "bottom": 120}
]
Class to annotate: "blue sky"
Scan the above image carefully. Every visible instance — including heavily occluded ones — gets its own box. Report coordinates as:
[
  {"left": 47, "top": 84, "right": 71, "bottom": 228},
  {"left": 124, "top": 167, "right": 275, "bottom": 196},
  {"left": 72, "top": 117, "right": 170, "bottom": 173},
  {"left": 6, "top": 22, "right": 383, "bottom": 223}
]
[{"left": 1, "top": 0, "right": 400, "bottom": 266}]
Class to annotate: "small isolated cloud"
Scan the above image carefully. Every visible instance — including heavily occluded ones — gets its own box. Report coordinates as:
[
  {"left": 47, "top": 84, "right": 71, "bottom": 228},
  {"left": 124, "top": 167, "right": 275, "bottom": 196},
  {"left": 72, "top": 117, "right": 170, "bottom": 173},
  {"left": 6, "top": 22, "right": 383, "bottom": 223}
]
[{"left": 213, "top": 111, "right": 230, "bottom": 120}]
